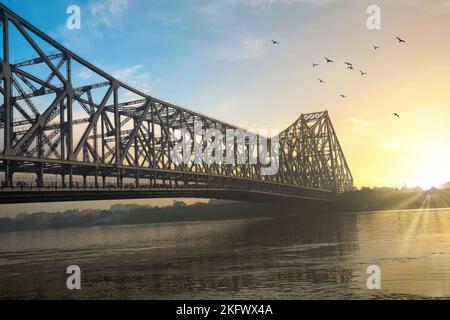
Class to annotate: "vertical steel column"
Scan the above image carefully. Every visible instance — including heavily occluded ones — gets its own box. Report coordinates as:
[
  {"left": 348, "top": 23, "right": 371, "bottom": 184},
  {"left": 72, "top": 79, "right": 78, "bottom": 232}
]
[
  {"left": 100, "top": 111, "right": 105, "bottom": 189},
  {"left": 134, "top": 118, "right": 140, "bottom": 187},
  {"left": 4, "top": 161, "right": 12, "bottom": 188},
  {"left": 325, "top": 116, "right": 337, "bottom": 192},
  {"left": 166, "top": 105, "right": 172, "bottom": 187},
  {"left": 69, "top": 166, "right": 73, "bottom": 189},
  {"left": 101, "top": 111, "right": 105, "bottom": 163},
  {"left": 36, "top": 162, "right": 44, "bottom": 188},
  {"left": 66, "top": 58, "right": 73, "bottom": 186},
  {"left": 256, "top": 133, "right": 260, "bottom": 180},
  {"left": 2, "top": 12, "right": 12, "bottom": 187},
  {"left": 150, "top": 117, "right": 156, "bottom": 168},
  {"left": 36, "top": 130, "right": 44, "bottom": 187},
  {"left": 150, "top": 109, "right": 156, "bottom": 187},
  {"left": 113, "top": 83, "right": 122, "bottom": 188},
  {"left": 60, "top": 100, "right": 66, "bottom": 187},
  {"left": 94, "top": 168, "right": 99, "bottom": 188}
]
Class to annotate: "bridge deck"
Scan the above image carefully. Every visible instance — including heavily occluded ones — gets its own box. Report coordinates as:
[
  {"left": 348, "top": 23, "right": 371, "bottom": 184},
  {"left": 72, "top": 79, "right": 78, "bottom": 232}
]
[{"left": 0, "top": 187, "right": 336, "bottom": 205}]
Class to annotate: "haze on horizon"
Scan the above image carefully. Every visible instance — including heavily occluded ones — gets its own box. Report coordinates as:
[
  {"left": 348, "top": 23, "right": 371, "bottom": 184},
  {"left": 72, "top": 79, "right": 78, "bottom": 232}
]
[{"left": 0, "top": 0, "right": 449, "bottom": 215}]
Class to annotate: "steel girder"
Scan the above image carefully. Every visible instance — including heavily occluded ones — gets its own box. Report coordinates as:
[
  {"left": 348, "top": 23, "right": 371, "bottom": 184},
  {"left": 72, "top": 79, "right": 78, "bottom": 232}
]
[{"left": 0, "top": 4, "right": 353, "bottom": 202}]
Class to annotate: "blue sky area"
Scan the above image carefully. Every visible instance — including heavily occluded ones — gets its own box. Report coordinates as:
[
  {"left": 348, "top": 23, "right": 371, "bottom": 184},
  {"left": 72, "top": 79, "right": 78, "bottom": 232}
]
[{"left": 1, "top": 0, "right": 350, "bottom": 126}]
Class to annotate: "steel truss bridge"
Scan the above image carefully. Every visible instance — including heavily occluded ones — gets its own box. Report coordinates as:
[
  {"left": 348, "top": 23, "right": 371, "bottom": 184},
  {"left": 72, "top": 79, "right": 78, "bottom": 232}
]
[{"left": 0, "top": 4, "right": 353, "bottom": 205}]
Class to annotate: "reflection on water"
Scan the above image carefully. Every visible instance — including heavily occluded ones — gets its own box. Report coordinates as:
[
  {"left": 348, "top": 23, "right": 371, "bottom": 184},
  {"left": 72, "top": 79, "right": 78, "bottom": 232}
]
[{"left": 0, "top": 208, "right": 450, "bottom": 299}]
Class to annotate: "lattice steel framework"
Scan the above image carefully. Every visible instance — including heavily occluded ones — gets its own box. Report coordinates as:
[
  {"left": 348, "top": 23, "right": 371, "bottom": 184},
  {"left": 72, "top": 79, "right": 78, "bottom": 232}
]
[{"left": 0, "top": 4, "right": 353, "bottom": 203}]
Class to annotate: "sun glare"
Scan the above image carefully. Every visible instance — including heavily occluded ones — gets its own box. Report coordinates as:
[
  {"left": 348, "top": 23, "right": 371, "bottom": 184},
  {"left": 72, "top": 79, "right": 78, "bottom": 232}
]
[{"left": 414, "top": 160, "right": 447, "bottom": 190}]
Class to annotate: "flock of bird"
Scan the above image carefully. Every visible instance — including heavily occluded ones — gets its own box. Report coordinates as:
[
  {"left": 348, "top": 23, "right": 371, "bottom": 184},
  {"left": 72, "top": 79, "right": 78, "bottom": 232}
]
[{"left": 270, "top": 36, "right": 408, "bottom": 119}]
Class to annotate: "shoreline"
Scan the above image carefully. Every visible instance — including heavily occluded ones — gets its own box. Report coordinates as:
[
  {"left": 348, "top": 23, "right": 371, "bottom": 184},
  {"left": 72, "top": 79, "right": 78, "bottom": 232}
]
[{"left": 1, "top": 202, "right": 449, "bottom": 235}]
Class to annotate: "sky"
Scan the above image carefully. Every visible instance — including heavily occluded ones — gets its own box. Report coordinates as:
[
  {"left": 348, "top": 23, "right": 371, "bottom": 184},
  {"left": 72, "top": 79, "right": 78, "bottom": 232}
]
[{"left": 0, "top": 0, "right": 449, "bottom": 215}]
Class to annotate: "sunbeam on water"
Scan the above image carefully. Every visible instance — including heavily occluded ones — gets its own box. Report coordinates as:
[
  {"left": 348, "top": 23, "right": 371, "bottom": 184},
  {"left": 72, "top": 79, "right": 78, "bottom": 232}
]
[{"left": 0, "top": 208, "right": 450, "bottom": 299}]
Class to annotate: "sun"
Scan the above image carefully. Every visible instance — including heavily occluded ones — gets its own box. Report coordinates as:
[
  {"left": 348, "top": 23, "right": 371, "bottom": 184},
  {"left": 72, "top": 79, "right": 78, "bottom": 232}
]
[{"left": 414, "top": 160, "right": 447, "bottom": 190}]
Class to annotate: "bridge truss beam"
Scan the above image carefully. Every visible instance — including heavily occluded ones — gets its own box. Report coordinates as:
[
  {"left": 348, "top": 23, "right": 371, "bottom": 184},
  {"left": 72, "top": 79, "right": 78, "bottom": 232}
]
[{"left": 0, "top": 3, "right": 353, "bottom": 203}]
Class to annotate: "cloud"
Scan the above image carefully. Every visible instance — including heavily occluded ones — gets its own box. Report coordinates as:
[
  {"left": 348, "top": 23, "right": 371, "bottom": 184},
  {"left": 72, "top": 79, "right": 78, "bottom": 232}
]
[
  {"left": 145, "top": 11, "right": 184, "bottom": 26},
  {"left": 56, "top": 24, "right": 93, "bottom": 52},
  {"left": 232, "top": 0, "right": 334, "bottom": 7},
  {"left": 112, "top": 65, "right": 145, "bottom": 80},
  {"left": 194, "top": 0, "right": 336, "bottom": 23},
  {"left": 209, "top": 37, "right": 268, "bottom": 61},
  {"left": 56, "top": 0, "right": 129, "bottom": 50},
  {"left": 421, "top": 0, "right": 450, "bottom": 15},
  {"left": 88, "top": 0, "right": 129, "bottom": 31},
  {"left": 79, "top": 70, "right": 94, "bottom": 80},
  {"left": 112, "top": 65, "right": 152, "bottom": 99},
  {"left": 231, "top": 0, "right": 275, "bottom": 8},
  {"left": 196, "top": 0, "right": 333, "bottom": 21},
  {"left": 347, "top": 117, "right": 378, "bottom": 129},
  {"left": 346, "top": 118, "right": 403, "bottom": 151},
  {"left": 378, "top": 138, "right": 403, "bottom": 151}
]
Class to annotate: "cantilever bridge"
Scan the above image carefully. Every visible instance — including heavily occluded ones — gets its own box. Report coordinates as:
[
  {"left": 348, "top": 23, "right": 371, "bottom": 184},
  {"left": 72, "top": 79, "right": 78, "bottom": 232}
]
[{"left": 0, "top": 4, "right": 353, "bottom": 205}]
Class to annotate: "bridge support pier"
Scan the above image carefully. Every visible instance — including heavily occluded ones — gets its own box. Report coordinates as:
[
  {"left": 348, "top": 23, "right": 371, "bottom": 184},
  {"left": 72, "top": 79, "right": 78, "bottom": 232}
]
[
  {"left": 135, "top": 170, "right": 140, "bottom": 188},
  {"left": 94, "top": 170, "right": 99, "bottom": 189},
  {"left": 36, "top": 164, "right": 44, "bottom": 188},
  {"left": 117, "top": 169, "right": 122, "bottom": 188},
  {"left": 4, "top": 161, "right": 12, "bottom": 188},
  {"left": 69, "top": 166, "right": 73, "bottom": 190},
  {"left": 151, "top": 173, "right": 156, "bottom": 188}
]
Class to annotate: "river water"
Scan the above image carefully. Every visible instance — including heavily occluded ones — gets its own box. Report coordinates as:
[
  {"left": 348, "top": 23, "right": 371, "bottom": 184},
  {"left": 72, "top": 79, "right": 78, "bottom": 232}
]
[{"left": 0, "top": 208, "right": 449, "bottom": 299}]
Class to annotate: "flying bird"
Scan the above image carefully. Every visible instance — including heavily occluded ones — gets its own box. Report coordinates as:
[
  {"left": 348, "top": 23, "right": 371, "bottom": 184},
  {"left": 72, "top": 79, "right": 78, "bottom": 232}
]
[
  {"left": 312, "top": 63, "right": 319, "bottom": 67},
  {"left": 325, "top": 57, "right": 334, "bottom": 63},
  {"left": 396, "top": 36, "right": 406, "bottom": 44},
  {"left": 344, "top": 62, "right": 353, "bottom": 66},
  {"left": 393, "top": 113, "right": 400, "bottom": 118},
  {"left": 271, "top": 40, "right": 279, "bottom": 45},
  {"left": 373, "top": 45, "right": 380, "bottom": 50},
  {"left": 347, "top": 65, "right": 354, "bottom": 70},
  {"left": 318, "top": 78, "right": 325, "bottom": 84},
  {"left": 360, "top": 70, "right": 367, "bottom": 76},
  {"left": 340, "top": 94, "right": 346, "bottom": 98}
]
